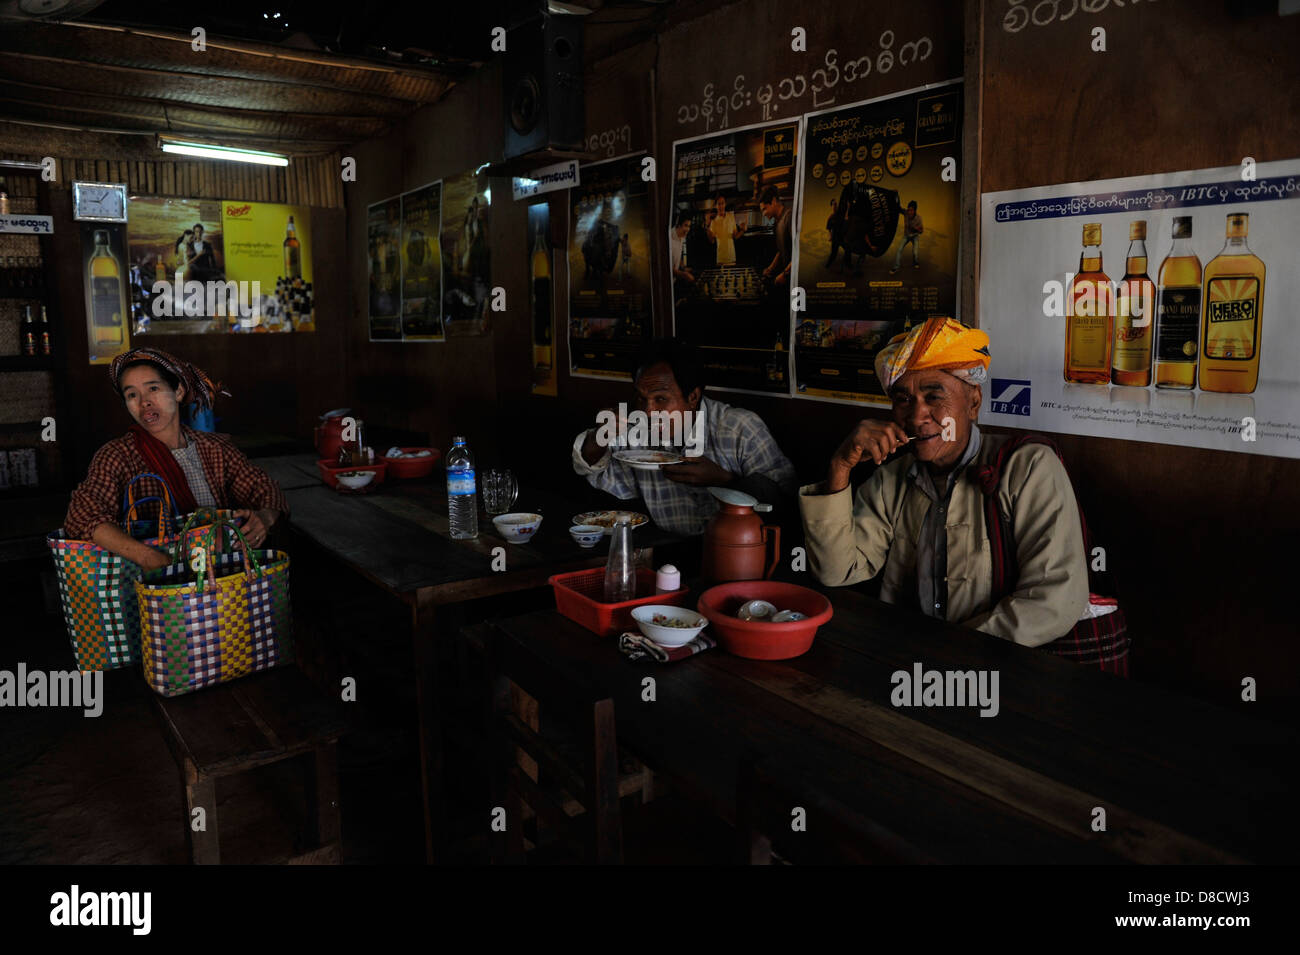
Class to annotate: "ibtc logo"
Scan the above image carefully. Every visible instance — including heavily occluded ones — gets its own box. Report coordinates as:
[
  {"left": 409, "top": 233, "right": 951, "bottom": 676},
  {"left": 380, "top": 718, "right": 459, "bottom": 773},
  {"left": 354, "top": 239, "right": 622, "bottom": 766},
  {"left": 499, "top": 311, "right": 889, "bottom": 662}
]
[{"left": 989, "top": 378, "right": 1031, "bottom": 416}]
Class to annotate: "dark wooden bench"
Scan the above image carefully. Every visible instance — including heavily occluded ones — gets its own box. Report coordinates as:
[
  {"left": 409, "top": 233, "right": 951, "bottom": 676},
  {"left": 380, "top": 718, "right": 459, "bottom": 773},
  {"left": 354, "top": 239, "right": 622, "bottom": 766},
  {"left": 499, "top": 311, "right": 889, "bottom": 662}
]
[{"left": 150, "top": 664, "right": 345, "bottom": 864}]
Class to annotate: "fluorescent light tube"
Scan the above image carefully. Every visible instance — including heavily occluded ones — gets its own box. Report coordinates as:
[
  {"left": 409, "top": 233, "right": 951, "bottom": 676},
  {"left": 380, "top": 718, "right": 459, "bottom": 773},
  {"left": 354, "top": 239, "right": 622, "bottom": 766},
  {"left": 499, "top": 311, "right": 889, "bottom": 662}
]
[{"left": 159, "top": 141, "right": 289, "bottom": 166}]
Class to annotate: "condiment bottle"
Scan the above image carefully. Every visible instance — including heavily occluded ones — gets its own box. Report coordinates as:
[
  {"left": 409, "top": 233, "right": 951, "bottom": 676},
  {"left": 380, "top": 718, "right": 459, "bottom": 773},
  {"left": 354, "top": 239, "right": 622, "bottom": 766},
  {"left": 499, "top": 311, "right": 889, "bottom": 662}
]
[{"left": 655, "top": 563, "right": 681, "bottom": 594}]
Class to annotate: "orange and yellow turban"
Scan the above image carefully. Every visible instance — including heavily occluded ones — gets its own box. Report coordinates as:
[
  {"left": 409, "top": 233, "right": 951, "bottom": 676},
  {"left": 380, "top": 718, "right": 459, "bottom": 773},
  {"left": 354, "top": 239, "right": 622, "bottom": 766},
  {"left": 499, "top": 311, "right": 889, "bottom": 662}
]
[{"left": 874, "top": 317, "right": 991, "bottom": 394}]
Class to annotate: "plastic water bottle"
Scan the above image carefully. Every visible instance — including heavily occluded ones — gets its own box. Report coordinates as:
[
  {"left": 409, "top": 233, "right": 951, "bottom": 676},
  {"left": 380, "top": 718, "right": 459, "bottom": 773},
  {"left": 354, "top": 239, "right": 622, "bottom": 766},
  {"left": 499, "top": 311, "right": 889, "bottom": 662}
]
[{"left": 446, "top": 436, "right": 478, "bottom": 539}]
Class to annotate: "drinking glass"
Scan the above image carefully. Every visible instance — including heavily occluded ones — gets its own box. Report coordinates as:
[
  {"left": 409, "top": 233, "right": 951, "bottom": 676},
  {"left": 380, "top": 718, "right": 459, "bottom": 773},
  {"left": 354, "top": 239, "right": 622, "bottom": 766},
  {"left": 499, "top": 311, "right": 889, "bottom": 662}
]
[{"left": 482, "top": 469, "right": 518, "bottom": 515}]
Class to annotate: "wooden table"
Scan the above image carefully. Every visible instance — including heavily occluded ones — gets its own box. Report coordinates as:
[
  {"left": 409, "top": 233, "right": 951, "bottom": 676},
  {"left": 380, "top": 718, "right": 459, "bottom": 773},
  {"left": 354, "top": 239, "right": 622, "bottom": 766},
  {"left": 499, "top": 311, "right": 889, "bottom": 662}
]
[
  {"left": 275, "top": 454, "right": 680, "bottom": 861},
  {"left": 253, "top": 453, "right": 325, "bottom": 491},
  {"left": 476, "top": 588, "right": 1297, "bottom": 864}
]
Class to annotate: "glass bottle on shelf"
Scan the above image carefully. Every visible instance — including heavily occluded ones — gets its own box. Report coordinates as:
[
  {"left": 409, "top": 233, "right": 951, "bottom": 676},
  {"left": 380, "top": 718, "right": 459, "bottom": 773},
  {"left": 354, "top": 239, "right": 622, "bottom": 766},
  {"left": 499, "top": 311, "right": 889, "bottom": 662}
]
[{"left": 39, "top": 305, "right": 51, "bottom": 356}]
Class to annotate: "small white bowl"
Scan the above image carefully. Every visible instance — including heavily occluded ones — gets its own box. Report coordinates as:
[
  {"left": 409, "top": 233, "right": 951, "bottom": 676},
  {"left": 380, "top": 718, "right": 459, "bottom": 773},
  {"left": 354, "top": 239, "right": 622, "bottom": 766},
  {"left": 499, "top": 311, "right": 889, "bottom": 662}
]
[
  {"left": 630, "top": 605, "right": 708, "bottom": 648},
  {"left": 335, "top": 470, "right": 375, "bottom": 490},
  {"left": 492, "top": 512, "right": 543, "bottom": 544},
  {"left": 569, "top": 524, "right": 604, "bottom": 548}
]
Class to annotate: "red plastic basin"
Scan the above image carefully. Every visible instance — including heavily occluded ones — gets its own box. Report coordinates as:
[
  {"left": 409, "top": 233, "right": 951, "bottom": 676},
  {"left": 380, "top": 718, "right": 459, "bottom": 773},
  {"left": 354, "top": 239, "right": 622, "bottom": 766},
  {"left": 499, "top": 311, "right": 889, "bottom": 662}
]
[
  {"left": 383, "top": 447, "right": 441, "bottom": 479},
  {"left": 697, "top": 581, "right": 833, "bottom": 660}
]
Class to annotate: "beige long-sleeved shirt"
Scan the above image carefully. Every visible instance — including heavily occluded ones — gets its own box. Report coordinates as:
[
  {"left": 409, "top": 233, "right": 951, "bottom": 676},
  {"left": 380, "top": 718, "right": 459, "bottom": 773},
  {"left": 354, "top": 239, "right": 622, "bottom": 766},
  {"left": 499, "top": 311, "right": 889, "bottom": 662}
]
[{"left": 798, "top": 430, "right": 1089, "bottom": 647}]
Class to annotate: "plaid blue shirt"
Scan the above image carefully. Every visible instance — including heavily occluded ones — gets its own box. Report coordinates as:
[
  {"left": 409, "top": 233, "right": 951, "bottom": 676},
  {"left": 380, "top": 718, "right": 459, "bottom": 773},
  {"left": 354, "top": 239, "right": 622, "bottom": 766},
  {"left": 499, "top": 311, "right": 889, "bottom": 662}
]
[{"left": 572, "top": 396, "right": 797, "bottom": 535}]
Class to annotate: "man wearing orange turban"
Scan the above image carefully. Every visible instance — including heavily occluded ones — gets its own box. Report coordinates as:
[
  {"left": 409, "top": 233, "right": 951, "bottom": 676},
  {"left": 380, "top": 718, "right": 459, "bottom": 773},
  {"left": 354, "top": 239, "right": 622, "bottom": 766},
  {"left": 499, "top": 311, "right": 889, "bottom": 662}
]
[{"left": 799, "top": 318, "right": 1090, "bottom": 648}]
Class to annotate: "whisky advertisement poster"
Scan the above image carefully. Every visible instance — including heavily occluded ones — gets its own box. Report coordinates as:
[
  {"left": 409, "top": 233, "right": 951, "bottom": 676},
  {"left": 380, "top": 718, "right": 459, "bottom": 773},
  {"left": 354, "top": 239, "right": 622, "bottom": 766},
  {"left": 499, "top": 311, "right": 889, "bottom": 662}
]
[
  {"left": 567, "top": 154, "right": 652, "bottom": 381},
  {"left": 979, "top": 158, "right": 1300, "bottom": 460},
  {"left": 792, "top": 80, "right": 963, "bottom": 404},
  {"left": 367, "top": 196, "right": 401, "bottom": 341},
  {"left": 220, "top": 200, "right": 314, "bottom": 332},
  {"left": 669, "top": 119, "right": 801, "bottom": 395},
  {"left": 80, "top": 222, "right": 130, "bottom": 365},
  {"left": 399, "top": 180, "right": 444, "bottom": 342},
  {"left": 528, "top": 201, "right": 557, "bottom": 396},
  {"left": 125, "top": 197, "right": 315, "bottom": 334},
  {"left": 439, "top": 170, "right": 491, "bottom": 337},
  {"left": 124, "top": 197, "right": 224, "bottom": 335}
]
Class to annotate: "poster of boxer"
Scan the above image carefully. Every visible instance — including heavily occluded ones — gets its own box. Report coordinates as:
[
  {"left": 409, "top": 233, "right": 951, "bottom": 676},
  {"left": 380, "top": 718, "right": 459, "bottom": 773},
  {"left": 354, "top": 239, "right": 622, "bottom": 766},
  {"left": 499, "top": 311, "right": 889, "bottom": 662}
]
[
  {"left": 793, "top": 79, "right": 963, "bottom": 403},
  {"left": 669, "top": 119, "right": 801, "bottom": 394}
]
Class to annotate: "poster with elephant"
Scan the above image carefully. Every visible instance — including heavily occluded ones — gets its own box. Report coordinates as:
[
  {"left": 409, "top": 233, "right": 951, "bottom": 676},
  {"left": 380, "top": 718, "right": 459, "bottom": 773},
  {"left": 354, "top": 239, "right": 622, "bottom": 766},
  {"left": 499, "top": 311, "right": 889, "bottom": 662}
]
[
  {"left": 793, "top": 79, "right": 962, "bottom": 403},
  {"left": 567, "top": 153, "right": 652, "bottom": 380},
  {"left": 399, "top": 180, "right": 444, "bottom": 342},
  {"left": 669, "top": 119, "right": 801, "bottom": 395}
]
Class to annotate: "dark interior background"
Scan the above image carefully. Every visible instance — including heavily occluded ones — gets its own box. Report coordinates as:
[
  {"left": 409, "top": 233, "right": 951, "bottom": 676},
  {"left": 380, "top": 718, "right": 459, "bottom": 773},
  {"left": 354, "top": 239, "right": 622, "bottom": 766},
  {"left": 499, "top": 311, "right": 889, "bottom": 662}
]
[{"left": 29, "top": 0, "right": 1300, "bottom": 720}]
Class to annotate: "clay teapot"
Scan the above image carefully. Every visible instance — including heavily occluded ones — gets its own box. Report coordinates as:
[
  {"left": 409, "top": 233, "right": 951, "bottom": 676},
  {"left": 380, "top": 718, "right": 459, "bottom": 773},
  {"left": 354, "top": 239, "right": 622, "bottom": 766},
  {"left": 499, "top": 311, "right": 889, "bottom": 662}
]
[
  {"left": 701, "top": 487, "right": 781, "bottom": 584},
  {"left": 314, "top": 408, "right": 352, "bottom": 462}
]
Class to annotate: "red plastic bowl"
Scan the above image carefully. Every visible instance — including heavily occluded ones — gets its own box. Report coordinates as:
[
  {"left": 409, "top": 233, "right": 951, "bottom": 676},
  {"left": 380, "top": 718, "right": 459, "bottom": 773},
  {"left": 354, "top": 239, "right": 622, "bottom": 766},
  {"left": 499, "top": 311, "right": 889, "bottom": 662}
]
[
  {"left": 383, "top": 447, "right": 441, "bottom": 479},
  {"left": 697, "top": 581, "right": 833, "bottom": 660}
]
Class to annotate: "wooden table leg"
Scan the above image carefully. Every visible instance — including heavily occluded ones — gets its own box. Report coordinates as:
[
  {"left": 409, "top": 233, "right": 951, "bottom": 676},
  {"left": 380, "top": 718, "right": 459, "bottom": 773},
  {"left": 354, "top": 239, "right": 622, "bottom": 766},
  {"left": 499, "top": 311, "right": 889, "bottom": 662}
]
[
  {"left": 304, "top": 741, "right": 342, "bottom": 862},
  {"left": 183, "top": 763, "right": 220, "bottom": 865},
  {"left": 412, "top": 589, "right": 443, "bottom": 864}
]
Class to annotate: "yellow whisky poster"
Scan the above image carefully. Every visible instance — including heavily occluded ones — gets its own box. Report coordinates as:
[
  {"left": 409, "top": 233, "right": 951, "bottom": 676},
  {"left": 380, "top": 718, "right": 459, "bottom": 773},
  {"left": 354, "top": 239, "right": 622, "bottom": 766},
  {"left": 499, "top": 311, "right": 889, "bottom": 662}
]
[
  {"left": 980, "top": 158, "right": 1300, "bottom": 460},
  {"left": 221, "top": 200, "right": 315, "bottom": 333},
  {"left": 80, "top": 222, "right": 131, "bottom": 365},
  {"left": 399, "top": 180, "right": 444, "bottom": 342}
]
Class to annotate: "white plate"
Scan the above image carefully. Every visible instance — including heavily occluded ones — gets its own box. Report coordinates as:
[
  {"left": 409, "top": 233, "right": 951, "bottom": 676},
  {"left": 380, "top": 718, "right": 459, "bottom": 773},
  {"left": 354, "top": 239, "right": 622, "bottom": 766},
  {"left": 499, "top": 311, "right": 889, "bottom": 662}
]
[
  {"left": 613, "top": 450, "right": 685, "bottom": 470},
  {"left": 571, "top": 511, "right": 649, "bottom": 536}
]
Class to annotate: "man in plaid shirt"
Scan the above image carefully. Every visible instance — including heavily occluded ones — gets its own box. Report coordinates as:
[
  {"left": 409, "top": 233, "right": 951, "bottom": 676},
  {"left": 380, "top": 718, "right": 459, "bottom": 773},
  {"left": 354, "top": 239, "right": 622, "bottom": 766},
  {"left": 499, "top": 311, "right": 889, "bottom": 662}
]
[{"left": 573, "top": 339, "right": 796, "bottom": 536}]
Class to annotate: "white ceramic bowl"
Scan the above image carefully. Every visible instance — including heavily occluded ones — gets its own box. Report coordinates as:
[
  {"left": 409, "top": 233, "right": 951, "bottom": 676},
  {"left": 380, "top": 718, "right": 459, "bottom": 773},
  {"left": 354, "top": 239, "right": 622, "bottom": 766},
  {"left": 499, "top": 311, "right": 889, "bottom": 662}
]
[
  {"left": 335, "top": 470, "right": 375, "bottom": 490},
  {"left": 492, "top": 512, "right": 543, "bottom": 544},
  {"left": 569, "top": 524, "right": 604, "bottom": 548},
  {"left": 630, "top": 605, "right": 708, "bottom": 648}
]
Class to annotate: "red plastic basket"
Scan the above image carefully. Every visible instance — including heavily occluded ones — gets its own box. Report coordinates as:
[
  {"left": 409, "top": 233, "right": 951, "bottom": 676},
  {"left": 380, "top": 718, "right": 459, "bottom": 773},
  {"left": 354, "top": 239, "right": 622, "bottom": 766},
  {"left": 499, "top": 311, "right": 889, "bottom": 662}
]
[{"left": 549, "top": 567, "right": 689, "bottom": 637}]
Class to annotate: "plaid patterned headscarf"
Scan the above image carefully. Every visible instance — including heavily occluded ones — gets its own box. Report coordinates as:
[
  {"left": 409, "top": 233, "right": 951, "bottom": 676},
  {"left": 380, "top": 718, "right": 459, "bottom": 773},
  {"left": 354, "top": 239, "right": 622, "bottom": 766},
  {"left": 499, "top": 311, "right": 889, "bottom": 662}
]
[{"left": 109, "top": 347, "right": 220, "bottom": 410}]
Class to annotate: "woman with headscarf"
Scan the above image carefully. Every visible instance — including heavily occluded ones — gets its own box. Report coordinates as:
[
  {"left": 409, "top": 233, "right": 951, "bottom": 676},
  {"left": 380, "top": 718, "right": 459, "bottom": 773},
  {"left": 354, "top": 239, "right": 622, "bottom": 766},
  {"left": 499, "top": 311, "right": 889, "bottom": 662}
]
[{"left": 63, "top": 348, "right": 288, "bottom": 570}]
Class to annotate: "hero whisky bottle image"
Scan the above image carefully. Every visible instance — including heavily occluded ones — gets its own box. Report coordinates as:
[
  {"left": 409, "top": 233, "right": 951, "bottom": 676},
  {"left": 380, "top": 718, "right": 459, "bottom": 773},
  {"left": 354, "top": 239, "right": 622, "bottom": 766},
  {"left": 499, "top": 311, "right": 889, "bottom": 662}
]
[
  {"left": 1064, "top": 222, "right": 1113, "bottom": 383},
  {"left": 1112, "top": 220, "right": 1155, "bottom": 386},
  {"left": 1199, "top": 212, "right": 1265, "bottom": 394},
  {"left": 1153, "top": 217, "right": 1201, "bottom": 390}
]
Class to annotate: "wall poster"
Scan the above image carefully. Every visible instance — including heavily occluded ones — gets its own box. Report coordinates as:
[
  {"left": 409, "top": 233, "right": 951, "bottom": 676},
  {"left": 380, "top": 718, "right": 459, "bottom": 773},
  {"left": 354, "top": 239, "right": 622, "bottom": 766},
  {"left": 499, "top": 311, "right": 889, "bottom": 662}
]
[
  {"left": 439, "top": 170, "right": 491, "bottom": 336},
  {"left": 793, "top": 79, "right": 963, "bottom": 403},
  {"left": 399, "top": 181, "right": 444, "bottom": 342},
  {"left": 670, "top": 119, "right": 801, "bottom": 394},
  {"left": 980, "top": 158, "right": 1300, "bottom": 460},
  {"left": 80, "top": 222, "right": 131, "bottom": 365},
  {"left": 124, "top": 197, "right": 315, "bottom": 335},
  {"left": 528, "top": 201, "right": 557, "bottom": 396},
  {"left": 367, "top": 196, "right": 402, "bottom": 341},
  {"left": 566, "top": 154, "right": 652, "bottom": 380}
]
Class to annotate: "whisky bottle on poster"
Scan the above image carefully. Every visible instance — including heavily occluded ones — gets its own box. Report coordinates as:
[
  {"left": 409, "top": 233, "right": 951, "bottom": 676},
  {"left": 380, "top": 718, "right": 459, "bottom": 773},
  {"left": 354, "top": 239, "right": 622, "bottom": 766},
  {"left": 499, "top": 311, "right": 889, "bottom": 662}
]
[
  {"left": 531, "top": 225, "right": 552, "bottom": 371},
  {"left": 1153, "top": 217, "right": 1201, "bottom": 389},
  {"left": 1112, "top": 220, "right": 1154, "bottom": 386},
  {"left": 1199, "top": 212, "right": 1265, "bottom": 394},
  {"left": 88, "top": 229, "right": 125, "bottom": 347},
  {"left": 283, "top": 215, "right": 302, "bottom": 280},
  {"left": 1064, "top": 223, "right": 1112, "bottom": 383}
]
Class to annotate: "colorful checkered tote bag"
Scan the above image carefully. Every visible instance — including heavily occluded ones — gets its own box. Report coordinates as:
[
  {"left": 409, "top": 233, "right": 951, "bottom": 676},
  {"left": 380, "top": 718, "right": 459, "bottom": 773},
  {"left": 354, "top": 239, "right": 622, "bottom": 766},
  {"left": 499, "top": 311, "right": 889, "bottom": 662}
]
[
  {"left": 47, "top": 473, "right": 233, "bottom": 672},
  {"left": 136, "top": 516, "right": 293, "bottom": 697}
]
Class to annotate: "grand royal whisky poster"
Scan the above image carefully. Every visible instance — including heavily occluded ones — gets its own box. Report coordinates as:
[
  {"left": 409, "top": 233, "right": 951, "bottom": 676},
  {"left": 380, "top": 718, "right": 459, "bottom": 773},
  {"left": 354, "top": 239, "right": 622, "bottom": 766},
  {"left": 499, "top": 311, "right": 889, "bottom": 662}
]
[
  {"left": 567, "top": 154, "right": 652, "bottom": 380},
  {"left": 669, "top": 119, "right": 801, "bottom": 395},
  {"left": 793, "top": 80, "right": 962, "bottom": 404},
  {"left": 979, "top": 158, "right": 1300, "bottom": 460}
]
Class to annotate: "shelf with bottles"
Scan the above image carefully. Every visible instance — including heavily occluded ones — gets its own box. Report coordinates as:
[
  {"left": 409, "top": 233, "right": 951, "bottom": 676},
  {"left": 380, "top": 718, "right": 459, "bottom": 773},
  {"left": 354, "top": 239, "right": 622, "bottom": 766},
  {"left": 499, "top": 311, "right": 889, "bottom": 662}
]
[{"left": 0, "top": 257, "right": 47, "bottom": 298}]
